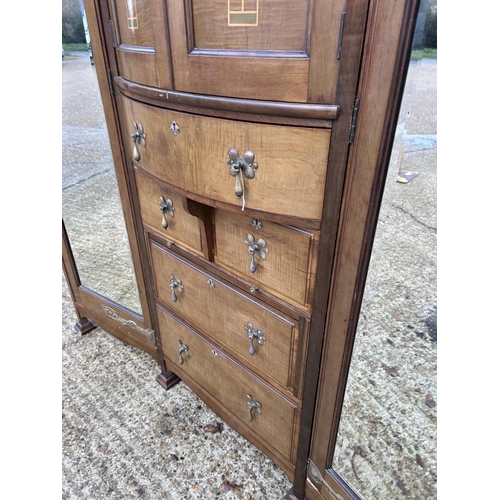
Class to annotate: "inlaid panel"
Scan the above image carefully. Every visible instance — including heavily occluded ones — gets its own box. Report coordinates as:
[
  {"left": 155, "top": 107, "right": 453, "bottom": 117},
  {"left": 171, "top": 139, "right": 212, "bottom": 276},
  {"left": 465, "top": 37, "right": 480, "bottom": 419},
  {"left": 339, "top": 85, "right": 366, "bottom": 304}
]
[
  {"left": 192, "top": 0, "right": 309, "bottom": 51},
  {"left": 167, "top": 0, "right": 345, "bottom": 102},
  {"left": 109, "top": 0, "right": 173, "bottom": 88},
  {"left": 114, "top": 0, "right": 155, "bottom": 47}
]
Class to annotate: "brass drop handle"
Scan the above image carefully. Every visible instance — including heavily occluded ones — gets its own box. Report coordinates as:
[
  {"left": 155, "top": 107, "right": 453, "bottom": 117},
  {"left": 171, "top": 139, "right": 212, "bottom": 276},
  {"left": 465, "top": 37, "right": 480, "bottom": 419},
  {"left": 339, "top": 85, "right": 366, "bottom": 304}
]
[
  {"left": 247, "top": 394, "right": 262, "bottom": 422},
  {"left": 226, "top": 148, "right": 258, "bottom": 209},
  {"left": 245, "top": 234, "right": 268, "bottom": 273},
  {"left": 245, "top": 322, "right": 265, "bottom": 356},
  {"left": 170, "top": 274, "right": 183, "bottom": 302},
  {"left": 131, "top": 122, "right": 145, "bottom": 161},
  {"left": 178, "top": 340, "right": 190, "bottom": 364},
  {"left": 159, "top": 196, "right": 175, "bottom": 229}
]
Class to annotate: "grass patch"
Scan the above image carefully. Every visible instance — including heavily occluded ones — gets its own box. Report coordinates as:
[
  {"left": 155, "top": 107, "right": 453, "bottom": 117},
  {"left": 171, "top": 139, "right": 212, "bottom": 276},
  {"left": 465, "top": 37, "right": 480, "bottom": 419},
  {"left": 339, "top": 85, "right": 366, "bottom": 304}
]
[
  {"left": 63, "top": 43, "right": 89, "bottom": 52},
  {"left": 411, "top": 48, "right": 437, "bottom": 60}
]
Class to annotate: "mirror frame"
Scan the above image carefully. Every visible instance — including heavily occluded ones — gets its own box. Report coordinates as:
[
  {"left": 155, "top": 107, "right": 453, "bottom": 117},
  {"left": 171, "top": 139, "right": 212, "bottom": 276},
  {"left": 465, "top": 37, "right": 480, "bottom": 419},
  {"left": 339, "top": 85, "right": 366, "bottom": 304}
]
[{"left": 62, "top": 0, "right": 158, "bottom": 360}]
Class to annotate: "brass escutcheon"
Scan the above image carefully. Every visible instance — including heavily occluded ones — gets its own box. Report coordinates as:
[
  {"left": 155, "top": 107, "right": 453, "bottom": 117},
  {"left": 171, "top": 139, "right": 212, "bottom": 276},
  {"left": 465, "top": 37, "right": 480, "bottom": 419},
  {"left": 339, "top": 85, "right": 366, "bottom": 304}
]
[
  {"left": 252, "top": 218, "right": 263, "bottom": 229},
  {"left": 170, "top": 121, "right": 180, "bottom": 135}
]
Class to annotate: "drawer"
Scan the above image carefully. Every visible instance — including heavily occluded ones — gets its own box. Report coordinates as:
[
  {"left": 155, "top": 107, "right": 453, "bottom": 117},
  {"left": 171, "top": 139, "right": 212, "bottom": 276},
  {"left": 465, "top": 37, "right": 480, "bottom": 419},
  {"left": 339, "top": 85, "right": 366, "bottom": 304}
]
[
  {"left": 214, "top": 211, "right": 319, "bottom": 311},
  {"left": 121, "top": 96, "right": 331, "bottom": 220},
  {"left": 150, "top": 241, "right": 303, "bottom": 393},
  {"left": 135, "top": 169, "right": 205, "bottom": 257},
  {"left": 157, "top": 306, "right": 300, "bottom": 464}
]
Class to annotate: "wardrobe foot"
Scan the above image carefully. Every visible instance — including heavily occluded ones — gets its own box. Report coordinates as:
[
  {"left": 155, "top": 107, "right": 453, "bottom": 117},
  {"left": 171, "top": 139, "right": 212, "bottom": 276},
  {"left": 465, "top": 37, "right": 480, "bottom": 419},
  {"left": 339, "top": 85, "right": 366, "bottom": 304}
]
[{"left": 156, "top": 371, "right": 181, "bottom": 391}]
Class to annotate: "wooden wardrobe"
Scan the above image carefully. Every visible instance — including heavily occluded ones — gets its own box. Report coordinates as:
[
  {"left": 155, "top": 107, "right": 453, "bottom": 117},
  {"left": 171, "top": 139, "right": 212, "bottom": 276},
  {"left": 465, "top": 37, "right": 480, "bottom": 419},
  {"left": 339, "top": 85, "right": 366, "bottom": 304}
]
[{"left": 63, "top": 0, "right": 420, "bottom": 497}]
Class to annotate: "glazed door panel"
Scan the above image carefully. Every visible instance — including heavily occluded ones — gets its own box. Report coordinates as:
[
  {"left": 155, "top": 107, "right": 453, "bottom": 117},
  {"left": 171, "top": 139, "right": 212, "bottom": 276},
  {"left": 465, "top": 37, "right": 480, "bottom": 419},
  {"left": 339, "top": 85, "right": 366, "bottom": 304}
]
[{"left": 167, "top": 0, "right": 344, "bottom": 102}]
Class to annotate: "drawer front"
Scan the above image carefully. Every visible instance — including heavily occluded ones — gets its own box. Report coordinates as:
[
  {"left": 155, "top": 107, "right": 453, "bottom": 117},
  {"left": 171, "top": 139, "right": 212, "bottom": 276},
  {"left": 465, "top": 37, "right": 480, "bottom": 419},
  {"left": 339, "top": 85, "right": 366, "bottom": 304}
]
[
  {"left": 214, "top": 211, "right": 319, "bottom": 310},
  {"left": 150, "top": 242, "right": 300, "bottom": 391},
  {"left": 135, "top": 169, "right": 204, "bottom": 256},
  {"left": 121, "top": 96, "right": 330, "bottom": 220},
  {"left": 158, "top": 306, "right": 299, "bottom": 463}
]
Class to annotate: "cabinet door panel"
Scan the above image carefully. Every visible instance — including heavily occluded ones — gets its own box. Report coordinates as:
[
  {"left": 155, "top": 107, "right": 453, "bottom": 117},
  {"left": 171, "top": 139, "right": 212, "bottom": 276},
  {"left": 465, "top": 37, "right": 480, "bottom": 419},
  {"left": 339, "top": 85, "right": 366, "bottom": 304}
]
[
  {"left": 167, "top": 0, "right": 344, "bottom": 103},
  {"left": 109, "top": 0, "right": 172, "bottom": 88}
]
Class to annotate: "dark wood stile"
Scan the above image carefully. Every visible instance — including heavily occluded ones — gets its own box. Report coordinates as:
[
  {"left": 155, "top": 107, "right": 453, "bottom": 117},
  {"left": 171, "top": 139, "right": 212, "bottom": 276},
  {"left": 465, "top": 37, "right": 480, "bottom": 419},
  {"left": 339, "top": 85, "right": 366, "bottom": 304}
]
[{"left": 288, "top": 0, "right": 372, "bottom": 495}]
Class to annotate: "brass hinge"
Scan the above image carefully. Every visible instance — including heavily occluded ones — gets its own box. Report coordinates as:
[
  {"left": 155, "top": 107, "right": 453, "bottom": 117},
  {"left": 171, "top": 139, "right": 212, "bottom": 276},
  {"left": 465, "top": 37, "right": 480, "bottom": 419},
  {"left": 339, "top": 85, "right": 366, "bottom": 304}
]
[
  {"left": 306, "top": 459, "right": 346, "bottom": 500},
  {"left": 107, "top": 69, "right": 116, "bottom": 98},
  {"left": 348, "top": 98, "right": 360, "bottom": 144},
  {"left": 336, "top": 12, "right": 346, "bottom": 60}
]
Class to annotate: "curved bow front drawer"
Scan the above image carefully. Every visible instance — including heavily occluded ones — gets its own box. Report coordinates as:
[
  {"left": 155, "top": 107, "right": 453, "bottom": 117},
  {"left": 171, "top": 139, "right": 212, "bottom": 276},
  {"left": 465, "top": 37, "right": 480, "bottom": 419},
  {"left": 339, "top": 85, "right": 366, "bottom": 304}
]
[
  {"left": 157, "top": 306, "right": 300, "bottom": 465},
  {"left": 149, "top": 241, "right": 303, "bottom": 394},
  {"left": 121, "top": 96, "right": 331, "bottom": 221}
]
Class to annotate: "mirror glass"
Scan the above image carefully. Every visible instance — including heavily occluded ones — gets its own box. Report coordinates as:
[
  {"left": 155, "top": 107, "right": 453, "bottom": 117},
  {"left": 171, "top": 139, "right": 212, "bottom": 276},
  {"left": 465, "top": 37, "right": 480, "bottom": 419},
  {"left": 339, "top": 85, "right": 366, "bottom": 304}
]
[
  {"left": 331, "top": 1, "right": 437, "bottom": 498},
  {"left": 62, "top": 47, "right": 142, "bottom": 315}
]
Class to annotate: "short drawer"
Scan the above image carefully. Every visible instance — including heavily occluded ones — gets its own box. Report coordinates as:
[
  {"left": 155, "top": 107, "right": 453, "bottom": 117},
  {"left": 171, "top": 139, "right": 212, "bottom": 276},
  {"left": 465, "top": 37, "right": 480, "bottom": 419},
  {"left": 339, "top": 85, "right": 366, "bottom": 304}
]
[
  {"left": 135, "top": 169, "right": 205, "bottom": 256},
  {"left": 214, "top": 211, "right": 319, "bottom": 311},
  {"left": 150, "top": 241, "right": 303, "bottom": 393},
  {"left": 157, "top": 306, "right": 300, "bottom": 464},
  {"left": 121, "top": 96, "right": 331, "bottom": 221}
]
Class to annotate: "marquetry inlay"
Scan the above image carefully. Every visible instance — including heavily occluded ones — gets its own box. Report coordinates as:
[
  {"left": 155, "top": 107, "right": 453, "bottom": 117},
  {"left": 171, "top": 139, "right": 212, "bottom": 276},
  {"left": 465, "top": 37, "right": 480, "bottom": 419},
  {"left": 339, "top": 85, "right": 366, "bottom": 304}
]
[
  {"left": 126, "top": 0, "right": 138, "bottom": 29},
  {"left": 228, "top": 0, "right": 259, "bottom": 26}
]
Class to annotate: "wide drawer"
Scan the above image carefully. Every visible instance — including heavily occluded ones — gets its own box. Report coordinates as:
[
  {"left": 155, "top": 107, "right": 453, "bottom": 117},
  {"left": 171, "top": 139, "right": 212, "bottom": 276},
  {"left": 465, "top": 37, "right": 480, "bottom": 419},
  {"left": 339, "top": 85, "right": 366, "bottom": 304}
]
[
  {"left": 121, "top": 96, "right": 331, "bottom": 220},
  {"left": 135, "top": 169, "right": 205, "bottom": 257},
  {"left": 157, "top": 306, "right": 300, "bottom": 464},
  {"left": 214, "top": 210, "right": 319, "bottom": 311},
  {"left": 150, "top": 241, "right": 303, "bottom": 393}
]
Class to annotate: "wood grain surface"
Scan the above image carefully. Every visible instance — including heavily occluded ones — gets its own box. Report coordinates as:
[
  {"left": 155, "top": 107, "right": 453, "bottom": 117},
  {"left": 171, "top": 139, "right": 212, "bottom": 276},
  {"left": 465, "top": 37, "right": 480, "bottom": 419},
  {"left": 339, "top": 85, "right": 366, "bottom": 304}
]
[
  {"left": 150, "top": 242, "right": 304, "bottom": 393},
  {"left": 214, "top": 210, "right": 319, "bottom": 310},
  {"left": 121, "top": 97, "right": 331, "bottom": 220},
  {"left": 135, "top": 169, "right": 205, "bottom": 256},
  {"left": 191, "top": 0, "right": 309, "bottom": 51},
  {"left": 157, "top": 305, "right": 300, "bottom": 463}
]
